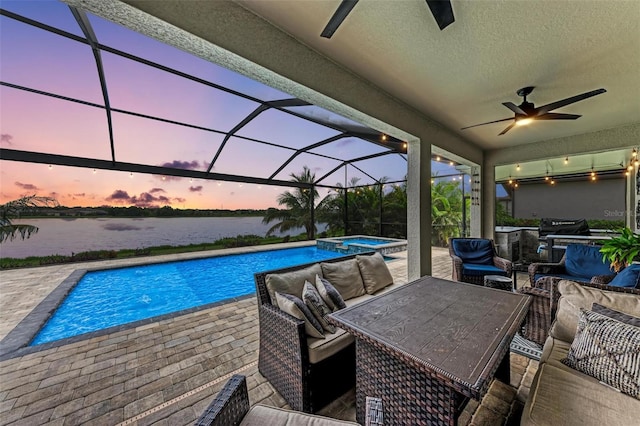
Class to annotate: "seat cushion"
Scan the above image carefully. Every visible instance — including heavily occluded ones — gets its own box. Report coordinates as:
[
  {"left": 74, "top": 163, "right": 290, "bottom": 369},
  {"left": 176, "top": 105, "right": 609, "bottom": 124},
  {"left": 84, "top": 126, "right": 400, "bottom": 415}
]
[
  {"left": 452, "top": 239, "right": 494, "bottom": 264},
  {"left": 321, "top": 259, "right": 366, "bottom": 300},
  {"left": 241, "top": 404, "right": 359, "bottom": 425},
  {"left": 266, "top": 264, "right": 323, "bottom": 307},
  {"left": 550, "top": 280, "right": 640, "bottom": 342},
  {"left": 307, "top": 328, "right": 354, "bottom": 364},
  {"left": 462, "top": 263, "right": 508, "bottom": 276},
  {"left": 356, "top": 252, "right": 394, "bottom": 294},
  {"left": 521, "top": 363, "right": 640, "bottom": 426},
  {"left": 609, "top": 264, "right": 640, "bottom": 288},
  {"left": 564, "top": 244, "right": 613, "bottom": 279}
]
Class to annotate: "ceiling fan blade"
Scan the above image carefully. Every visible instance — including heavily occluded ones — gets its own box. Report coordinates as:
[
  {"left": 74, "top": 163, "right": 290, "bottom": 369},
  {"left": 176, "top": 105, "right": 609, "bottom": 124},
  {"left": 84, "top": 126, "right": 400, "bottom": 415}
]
[
  {"left": 425, "top": 0, "right": 455, "bottom": 30},
  {"left": 498, "top": 122, "right": 517, "bottom": 136},
  {"left": 535, "top": 88, "right": 606, "bottom": 115},
  {"left": 321, "top": 0, "right": 359, "bottom": 38},
  {"left": 461, "top": 117, "right": 513, "bottom": 130},
  {"left": 502, "top": 102, "right": 526, "bottom": 115},
  {"left": 536, "top": 113, "right": 582, "bottom": 120}
]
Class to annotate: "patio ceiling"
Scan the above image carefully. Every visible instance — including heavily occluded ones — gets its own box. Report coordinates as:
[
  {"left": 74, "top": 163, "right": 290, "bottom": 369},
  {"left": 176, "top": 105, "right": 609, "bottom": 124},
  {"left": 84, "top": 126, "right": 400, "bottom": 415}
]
[
  {"left": 0, "top": 2, "right": 412, "bottom": 191},
  {"left": 235, "top": 0, "right": 639, "bottom": 151}
]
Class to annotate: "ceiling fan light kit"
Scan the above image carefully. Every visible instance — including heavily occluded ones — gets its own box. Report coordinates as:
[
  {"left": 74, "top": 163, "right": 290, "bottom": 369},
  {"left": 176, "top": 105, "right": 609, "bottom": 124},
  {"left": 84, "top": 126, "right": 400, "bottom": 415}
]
[{"left": 461, "top": 87, "right": 607, "bottom": 135}]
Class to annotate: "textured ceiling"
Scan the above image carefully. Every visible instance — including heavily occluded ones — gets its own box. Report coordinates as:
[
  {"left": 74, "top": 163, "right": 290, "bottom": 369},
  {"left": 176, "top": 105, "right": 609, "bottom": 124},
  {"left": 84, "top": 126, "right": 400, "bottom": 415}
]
[{"left": 238, "top": 0, "right": 640, "bottom": 151}]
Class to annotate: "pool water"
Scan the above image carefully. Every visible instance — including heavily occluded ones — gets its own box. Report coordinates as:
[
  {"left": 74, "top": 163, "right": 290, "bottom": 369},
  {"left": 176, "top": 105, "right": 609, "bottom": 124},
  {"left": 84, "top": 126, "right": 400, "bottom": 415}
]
[{"left": 31, "top": 246, "right": 344, "bottom": 346}]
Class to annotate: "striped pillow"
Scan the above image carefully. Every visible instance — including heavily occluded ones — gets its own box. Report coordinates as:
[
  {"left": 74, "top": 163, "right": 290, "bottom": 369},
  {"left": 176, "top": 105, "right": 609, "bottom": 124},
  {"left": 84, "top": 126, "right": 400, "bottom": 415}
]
[
  {"left": 302, "top": 281, "right": 336, "bottom": 333},
  {"left": 562, "top": 309, "right": 640, "bottom": 399}
]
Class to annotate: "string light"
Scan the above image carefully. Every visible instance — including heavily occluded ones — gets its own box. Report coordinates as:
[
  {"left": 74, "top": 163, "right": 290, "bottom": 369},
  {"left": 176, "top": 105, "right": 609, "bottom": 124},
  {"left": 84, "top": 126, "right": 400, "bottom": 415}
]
[
  {"left": 129, "top": 172, "right": 133, "bottom": 178},
  {"left": 381, "top": 134, "right": 387, "bottom": 141},
  {"left": 48, "top": 165, "right": 52, "bottom": 170},
  {"left": 564, "top": 157, "right": 569, "bottom": 165},
  {"left": 514, "top": 182, "right": 519, "bottom": 188},
  {"left": 508, "top": 176, "right": 513, "bottom": 184},
  {"left": 449, "top": 161, "right": 454, "bottom": 166},
  {"left": 435, "top": 156, "right": 441, "bottom": 161},
  {"left": 590, "top": 169, "right": 597, "bottom": 181},
  {"left": 516, "top": 164, "right": 520, "bottom": 171},
  {"left": 93, "top": 169, "right": 97, "bottom": 174},
  {"left": 633, "top": 148, "right": 638, "bottom": 158},
  {"left": 403, "top": 142, "right": 407, "bottom": 149},
  {"left": 550, "top": 178, "right": 556, "bottom": 185}
]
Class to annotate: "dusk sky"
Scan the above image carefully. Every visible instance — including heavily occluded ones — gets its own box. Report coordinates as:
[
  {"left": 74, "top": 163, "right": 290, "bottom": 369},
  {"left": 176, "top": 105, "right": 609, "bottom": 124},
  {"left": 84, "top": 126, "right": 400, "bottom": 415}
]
[{"left": 0, "top": 0, "right": 460, "bottom": 210}]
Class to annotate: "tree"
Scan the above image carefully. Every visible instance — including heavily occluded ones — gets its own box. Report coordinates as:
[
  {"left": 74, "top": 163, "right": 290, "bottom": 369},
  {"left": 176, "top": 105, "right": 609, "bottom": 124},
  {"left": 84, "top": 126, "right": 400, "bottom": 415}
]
[
  {"left": 262, "top": 166, "right": 319, "bottom": 239},
  {"left": 431, "top": 179, "right": 463, "bottom": 246},
  {"left": 0, "top": 195, "right": 59, "bottom": 243}
]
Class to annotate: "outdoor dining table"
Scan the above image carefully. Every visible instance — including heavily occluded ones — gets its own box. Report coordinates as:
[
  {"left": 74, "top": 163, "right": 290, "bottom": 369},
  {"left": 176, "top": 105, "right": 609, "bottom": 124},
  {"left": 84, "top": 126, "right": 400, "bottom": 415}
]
[{"left": 327, "top": 275, "right": 531, "bottom": 426}]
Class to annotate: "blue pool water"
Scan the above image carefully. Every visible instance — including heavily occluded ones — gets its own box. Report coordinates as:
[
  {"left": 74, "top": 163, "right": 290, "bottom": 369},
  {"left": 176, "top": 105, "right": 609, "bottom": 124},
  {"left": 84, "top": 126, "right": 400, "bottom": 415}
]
[
  {"left": 341, "top": 237, "right": 391, "bottom": 246},
  {"left": 31, "top": 246, "right": 344, "bottom": 345}
]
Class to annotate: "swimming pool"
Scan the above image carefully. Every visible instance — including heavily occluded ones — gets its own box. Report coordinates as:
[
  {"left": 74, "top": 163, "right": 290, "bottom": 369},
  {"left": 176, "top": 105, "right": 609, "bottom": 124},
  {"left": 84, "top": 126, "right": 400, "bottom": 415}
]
[
  {"left": 30, "top": 246, "right": 346, "bottom": 346},
  {"left": 317, "top": 235, "right": 407, "bottom": 255}
]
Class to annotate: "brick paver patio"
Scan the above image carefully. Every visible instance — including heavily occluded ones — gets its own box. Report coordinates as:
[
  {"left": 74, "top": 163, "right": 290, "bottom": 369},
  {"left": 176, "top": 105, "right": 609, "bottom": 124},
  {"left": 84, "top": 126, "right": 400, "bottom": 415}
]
[{"left": 0, "top": 243, "right": 536, "bottom": 425}]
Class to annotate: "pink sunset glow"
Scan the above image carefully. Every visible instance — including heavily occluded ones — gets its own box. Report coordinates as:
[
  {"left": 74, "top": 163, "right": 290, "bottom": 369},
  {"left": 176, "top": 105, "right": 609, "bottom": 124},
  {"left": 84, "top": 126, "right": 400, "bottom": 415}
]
[{"left": 0, "top": 0, "right": 411, "bottom": 210}]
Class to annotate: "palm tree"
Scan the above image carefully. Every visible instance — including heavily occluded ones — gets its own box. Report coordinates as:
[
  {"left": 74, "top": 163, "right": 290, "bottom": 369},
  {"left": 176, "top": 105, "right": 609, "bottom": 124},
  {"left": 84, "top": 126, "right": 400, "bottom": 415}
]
[
  {"left": 0, "top": 195, "right": 58, "bottom": 243},
  {"left": 262, "top": 166, "right": 319, "bottom": 239},
  {"left": 431, "top": 179, "right": 463, "bottom": 246}
]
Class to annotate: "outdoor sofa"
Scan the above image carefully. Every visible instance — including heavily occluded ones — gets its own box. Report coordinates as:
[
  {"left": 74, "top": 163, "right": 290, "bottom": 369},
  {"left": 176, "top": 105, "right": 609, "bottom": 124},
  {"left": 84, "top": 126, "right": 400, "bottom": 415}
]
[
  {"left": 194, "top": 374, "right": 358, "bottom": 426},
  {"left": 254, "top": 251, "right": 399, "bottom": 413},
  {"left": 521, "top": 279, "right": 640, "bottom": 425}
]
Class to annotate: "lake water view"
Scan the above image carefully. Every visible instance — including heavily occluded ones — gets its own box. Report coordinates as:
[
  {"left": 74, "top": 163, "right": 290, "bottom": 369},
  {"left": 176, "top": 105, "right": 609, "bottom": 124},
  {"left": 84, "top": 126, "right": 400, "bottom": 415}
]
[{"left": 0, "top": 217, "right": 315, "bottom": 259}]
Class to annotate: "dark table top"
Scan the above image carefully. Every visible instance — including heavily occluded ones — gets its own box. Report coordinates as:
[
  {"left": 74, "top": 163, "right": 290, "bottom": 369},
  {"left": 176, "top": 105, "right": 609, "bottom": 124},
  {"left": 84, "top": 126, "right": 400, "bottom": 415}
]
[{"left": 327, "top": 276, "right": 530, "bottom": 398}]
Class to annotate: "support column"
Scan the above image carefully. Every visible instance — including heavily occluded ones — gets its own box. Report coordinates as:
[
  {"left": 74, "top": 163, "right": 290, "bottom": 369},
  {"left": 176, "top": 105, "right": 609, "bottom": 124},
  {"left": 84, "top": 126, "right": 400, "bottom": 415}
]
[
  {"left": 482, "top": 163, "right": 496, "bottom": 239},
  {"left": 470, "top": 165, "right": 482, "bottom": 237},
  {"left": 407, "top": 139, "right": 431, "bottom": 281}
]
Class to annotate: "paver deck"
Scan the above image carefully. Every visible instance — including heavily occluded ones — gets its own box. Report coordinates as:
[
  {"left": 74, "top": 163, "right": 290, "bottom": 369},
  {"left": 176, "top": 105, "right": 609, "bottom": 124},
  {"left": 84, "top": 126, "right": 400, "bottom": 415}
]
[{"left": 0, "top": 243, "right": 535, "bottom": 425}]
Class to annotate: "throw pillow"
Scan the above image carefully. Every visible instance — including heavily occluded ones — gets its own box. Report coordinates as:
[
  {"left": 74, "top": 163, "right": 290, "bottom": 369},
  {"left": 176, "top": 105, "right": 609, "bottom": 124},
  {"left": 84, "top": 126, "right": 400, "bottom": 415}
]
[
  {"left": 592, "top": 303, "right": 640, "bottom": 327},
  {"left": 356, "top": 252, "right": 394, "bottom": 294},
  {"left": 562, "top": 309, "right": 640, "bottom": 399},
  {"left": 265, "top": 264, "right": 323, "bottom": 308},
  {"left": 302, "top": 281, "right": 336, "bottom": 333},
  {"left": 316, "top": 274, "right": 347, "bottom": 311},
  {"left": 275, "top": 292, "right": 325, "bottom": 339},
  {"left": 320, "top": 259, "right": 366, "bottom": 300},
  {"left": 608, "top": 264, "right": 640, "bottom": 288}
]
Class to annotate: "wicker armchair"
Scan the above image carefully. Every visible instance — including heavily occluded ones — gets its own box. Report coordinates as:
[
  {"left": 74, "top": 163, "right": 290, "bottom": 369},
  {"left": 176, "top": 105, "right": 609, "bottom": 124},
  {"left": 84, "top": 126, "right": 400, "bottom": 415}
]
[
  {"left": 449, "top": 238, "right": 513, "bottom": 285},
  {"left": 527, "top": 243, "right": 616, "bottom": 286},
  {"left": 254, "top": 253, "right": 374, "bottom": 413},
  {"left": 195, "top": 374, "right": 359, "bottom": 426},
  {"left": 518, "top": 276, "right": 638, "bottom": 346}
]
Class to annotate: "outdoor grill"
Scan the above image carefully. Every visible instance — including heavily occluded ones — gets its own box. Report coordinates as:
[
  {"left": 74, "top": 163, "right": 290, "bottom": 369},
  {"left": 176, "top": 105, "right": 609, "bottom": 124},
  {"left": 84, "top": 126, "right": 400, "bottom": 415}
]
[{"left": 537, "top": 218, "right": 590, "bottom": 261}]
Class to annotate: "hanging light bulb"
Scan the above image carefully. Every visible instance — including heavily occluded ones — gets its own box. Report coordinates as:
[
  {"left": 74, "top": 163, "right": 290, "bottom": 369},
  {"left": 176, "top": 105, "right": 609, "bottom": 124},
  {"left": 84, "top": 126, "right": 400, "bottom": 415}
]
[
  {"left": 403, "top": 142, "right": 407, "bottom": 149},
  {"left": 564, "top": 157, "right": 569, "bottom": 165},
  {"left": 129, "top": 172, "right": 133, "bottom": 178},
  {"left": 633, "top": 148, "right": 638, "bottom": 158},
  {"left": 381, "top": 134, "right": 387, "bottom": 141},
  {"left": 449, "top": 161, "right": 454, "bottom": 166},
  {"left": 48, "top": 165, "right": 53, "bottom": 170},
  {"left": 508, "top": 176, "right": 513, "bottom": 184},
  {"left": 628, "top": 163, "right": 634, "bottom": 171},
  {"left": 435, "top": 156, "right": 441, "bottom": 161},
  {"left": 544, "top": 175, "right": 549, "bottom": 181},
  {"left": 516, "top": 164, "right": 520, "bottom": 171},
  {"left": 514, "top": 182, "right": 519, "bottom": 188},
  {"left": 550, "top": 177, "right": 555, "bottom": 185}
]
